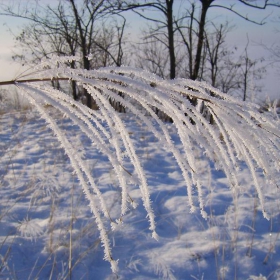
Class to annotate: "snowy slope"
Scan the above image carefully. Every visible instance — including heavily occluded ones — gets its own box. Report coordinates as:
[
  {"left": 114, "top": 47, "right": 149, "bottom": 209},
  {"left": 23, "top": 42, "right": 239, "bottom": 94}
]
[{"left": 0, "top": 107, "right": 279, "bottom": 280}]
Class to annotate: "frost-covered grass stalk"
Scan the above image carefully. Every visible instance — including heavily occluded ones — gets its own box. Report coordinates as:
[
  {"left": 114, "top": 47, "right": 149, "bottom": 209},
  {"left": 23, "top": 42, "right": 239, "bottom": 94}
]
[{"left": 3, "top": 56, "right": 280, "bottom": 273}]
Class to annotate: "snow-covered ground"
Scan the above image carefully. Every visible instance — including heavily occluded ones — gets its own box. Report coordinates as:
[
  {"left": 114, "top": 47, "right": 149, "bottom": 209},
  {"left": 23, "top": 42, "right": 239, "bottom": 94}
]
[{"left": 0, "top": 106, "right": 279, "bottom": 280}]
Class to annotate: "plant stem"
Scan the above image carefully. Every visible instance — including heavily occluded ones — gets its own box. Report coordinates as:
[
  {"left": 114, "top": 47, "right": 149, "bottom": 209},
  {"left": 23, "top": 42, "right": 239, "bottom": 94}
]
[{"left": 0, "top": 77, "right": 69, "bottom": 86}]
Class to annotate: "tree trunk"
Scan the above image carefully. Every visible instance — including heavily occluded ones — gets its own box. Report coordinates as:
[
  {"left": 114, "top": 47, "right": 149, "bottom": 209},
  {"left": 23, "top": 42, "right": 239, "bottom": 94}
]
[
  {"left": 82, "top": 56, "right": 93, "bottom": 108},
  {"left": 69, "top": 0, "right": 93, "bottom": 109},
  {"left": 166, "top": 0, "right": 176, "bottom": 79},
  {"left": 191, "top": 0, "right": 213, "bottom": 80}
]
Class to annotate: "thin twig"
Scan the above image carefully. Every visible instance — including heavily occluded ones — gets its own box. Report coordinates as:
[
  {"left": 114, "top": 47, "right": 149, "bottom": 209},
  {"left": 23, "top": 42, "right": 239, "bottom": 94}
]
[{"left": 0, "top": 77, "right": 69, "bottom": 86}]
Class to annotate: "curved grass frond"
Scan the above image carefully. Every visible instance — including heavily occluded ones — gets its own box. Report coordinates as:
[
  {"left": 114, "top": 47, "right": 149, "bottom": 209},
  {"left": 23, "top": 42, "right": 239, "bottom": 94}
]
[{"left": 4, "top": 56, "right": 279, "bottom": 272}]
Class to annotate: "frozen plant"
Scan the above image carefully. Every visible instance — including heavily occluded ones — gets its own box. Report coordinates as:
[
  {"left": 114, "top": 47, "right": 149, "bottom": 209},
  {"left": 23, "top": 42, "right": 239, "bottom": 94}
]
[
  {"left": 1, "top": 56, "right": 279, "bottom": 273},
  {"left": 18, "top": 217, "right": 43, "bottom": 241}
]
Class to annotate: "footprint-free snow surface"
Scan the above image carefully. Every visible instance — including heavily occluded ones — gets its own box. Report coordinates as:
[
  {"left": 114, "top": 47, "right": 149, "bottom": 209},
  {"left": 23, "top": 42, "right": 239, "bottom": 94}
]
[{"left": 0, "top": 108, "right": 279, "bottom": 279}]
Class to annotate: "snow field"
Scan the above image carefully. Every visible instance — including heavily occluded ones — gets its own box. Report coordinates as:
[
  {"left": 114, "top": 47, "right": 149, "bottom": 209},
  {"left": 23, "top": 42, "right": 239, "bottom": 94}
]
[{"left": 0, "top": 107, "right": 279, "bottom": 279}]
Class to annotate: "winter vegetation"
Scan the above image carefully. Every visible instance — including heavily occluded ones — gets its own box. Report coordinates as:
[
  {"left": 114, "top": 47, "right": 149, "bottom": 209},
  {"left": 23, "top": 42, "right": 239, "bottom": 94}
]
[
  {"left": 0, "top": 0, "right": 280, "bottom": 279},
  {"left": 0, "top": 57, "right": 280, "bottom": 279}
]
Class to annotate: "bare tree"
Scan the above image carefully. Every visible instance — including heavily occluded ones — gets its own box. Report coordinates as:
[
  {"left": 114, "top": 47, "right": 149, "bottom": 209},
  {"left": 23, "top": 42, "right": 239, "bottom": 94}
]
[
  {"left": 116, "top": 0, "right": 279, "bottom": 81},
  {"left": 235, "top": 38, "right": 266, "bottom": 101},
  {"left": 12, "top": 20, "right": 78, "bottom": 99},
  {"left": 134, "top": 29, "right": 170, "bottom": 79},
  {"left": 202, "top": 22, "right": 240, "bottom": 94},
  {"left": 115, "top": 0, "right": 177, "bottom": 79},
  {"left": 260, "top": 15, "right": 280, "bottom": 74},
  {"left": 202, "top": 26, "right": 266, "bottom": 101},
  {"left": 214, "top": 51, "right": 242, "bottom": 94},
  {"left": 203, "top": 23, "right": 229, "bottom": 87},
  {"left": 91, "top": 17, "right": 127, "bottom": 68},
  {"left": 1, "top": 0, "right": 127, "bottom": 108},
  {"left": 193, "top": 0, "right": 280, "bottom": 80}
]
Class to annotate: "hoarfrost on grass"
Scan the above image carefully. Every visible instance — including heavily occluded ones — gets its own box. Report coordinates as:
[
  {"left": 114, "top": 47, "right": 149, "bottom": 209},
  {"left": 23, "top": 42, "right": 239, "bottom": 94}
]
[{"left": 0, "top": 56, "right": 279, "bottom": 277}]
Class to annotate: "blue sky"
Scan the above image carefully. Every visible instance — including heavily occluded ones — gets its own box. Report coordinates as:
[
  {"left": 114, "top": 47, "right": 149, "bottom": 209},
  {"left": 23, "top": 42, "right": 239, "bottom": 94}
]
[{"left": 0, "top": 0, "right": 279, "bottom": 101}]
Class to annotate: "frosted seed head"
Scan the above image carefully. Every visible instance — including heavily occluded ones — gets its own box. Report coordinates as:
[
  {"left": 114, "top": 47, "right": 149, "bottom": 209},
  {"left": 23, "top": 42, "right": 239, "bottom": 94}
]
[
  {"left": 111, "top": 218, "right": 123, "bottom": 231},
  {"left": 110, "top": 259, "right": 119, "bottom": 274},
  {"left": 131, "top": 200, "right": 138, "bottom": 209},
  {"left": 201, "top": 210, "right": 208, "bottom": 219},
  {"left": 190, "top": 206, "right": 196, "bottom": 213},
  {"left": 152, "top": 231, "right": 159, "bottom": 241}
]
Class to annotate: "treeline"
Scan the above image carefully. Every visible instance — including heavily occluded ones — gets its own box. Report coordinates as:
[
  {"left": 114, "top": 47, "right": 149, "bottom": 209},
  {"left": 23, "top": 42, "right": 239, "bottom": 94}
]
[{"left": 1, "top": 0, "right": 279, "bottom": 108}]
